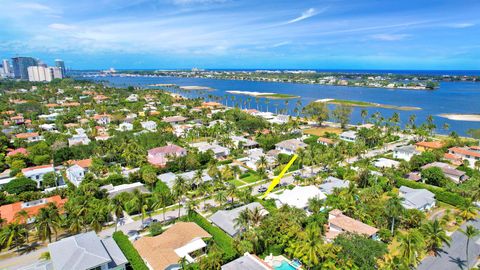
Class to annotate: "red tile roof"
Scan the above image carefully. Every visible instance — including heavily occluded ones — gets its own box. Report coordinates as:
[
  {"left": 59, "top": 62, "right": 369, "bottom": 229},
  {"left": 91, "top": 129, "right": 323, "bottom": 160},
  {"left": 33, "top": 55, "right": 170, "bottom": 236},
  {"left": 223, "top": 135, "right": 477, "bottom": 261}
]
[
  {"left": 148, "top": 144, "right": 186, "bottom": 156},
  {"left": 449, "top": 147, "right": 480, "bottom": 158},
  {"left": 21, "top": 164, "right": 53, "bottom": 173},
  {"left": 15, "top": 132, "right": 39, "bottom": 139},
  {"left": 66, "top": 159, "right": 92, "bottom": 168},
  {"left": 0, "top": 195, "right": 67, "bottom": 224},
  {"left": 415, "top": 141, "right": 444, "bottom": 149},
  {"left": 7, "top": 148, "right": 28, "bottom": 157}
]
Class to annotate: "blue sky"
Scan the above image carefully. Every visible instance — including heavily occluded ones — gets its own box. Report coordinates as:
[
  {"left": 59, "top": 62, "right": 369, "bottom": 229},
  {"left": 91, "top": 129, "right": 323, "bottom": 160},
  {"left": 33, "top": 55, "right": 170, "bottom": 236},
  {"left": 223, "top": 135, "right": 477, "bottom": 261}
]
[{"left": 1, "top": 0, "right": 479, "bottom": 70}]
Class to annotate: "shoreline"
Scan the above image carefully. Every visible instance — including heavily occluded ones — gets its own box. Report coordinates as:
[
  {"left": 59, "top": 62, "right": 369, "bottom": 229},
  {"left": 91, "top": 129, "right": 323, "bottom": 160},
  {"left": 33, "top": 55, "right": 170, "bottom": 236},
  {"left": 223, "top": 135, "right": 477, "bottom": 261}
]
[
  {"left": 226, "top": 90, "right": 299, "bottom": 99},
  {"left": 179, "top": 85, "right": 214, "bottom": 91},
  {"left": 437, "top": 114, "right": 480, "bottom": 122},
  {"left": 316, "top": 98, "right": 421, "bottom": 111}
]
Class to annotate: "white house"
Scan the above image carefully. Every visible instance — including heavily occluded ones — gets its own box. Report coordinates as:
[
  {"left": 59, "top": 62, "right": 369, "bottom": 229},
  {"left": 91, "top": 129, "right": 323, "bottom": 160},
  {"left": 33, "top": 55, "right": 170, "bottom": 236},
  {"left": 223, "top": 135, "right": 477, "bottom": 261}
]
[
  {"left": 393, "top": 145, "right": 420, "bottom": 161},
  {"left": 269, "top": 185, "right": 326, "bottom": 210},
  {"left": 141, "top": 120, "right": 157, "bottom": 131},
  {"left": 339, "top": 131, "right": 357, "bottom": 142},
  {"left": 373, "top": 158, "right": 400, "bottom": 169},
  {"left": 399, "top": 186, "right": 436, "bottom": 211},
  {"left": 118, "top": 122, "right": 133, "bottom": 131},
  {"left": 21, "top": 165, "right": 55, "bottom": 188},
  {"left": 274, "top": 139, "right": 307, "bottom": 155},
  {"left": 190, "top": 142, "right": 230, "bottom": 159},
  {"left": 126, "top": 94, "right": 139, "bottom": 102},
  {"left": 101, "top": 182, "right": 149, "bottom": 198},
  {"left": 66, "top": 164, "right": 86, "bottom": 187},
  {"left": 68, "top": 134, "right": 91, "bottom": 147},
  {"left": 48, "top": 231, "right": 127, "bottom": 270},
  {"left": 38, "top": 113, "right": 59, "bottom": 122}
]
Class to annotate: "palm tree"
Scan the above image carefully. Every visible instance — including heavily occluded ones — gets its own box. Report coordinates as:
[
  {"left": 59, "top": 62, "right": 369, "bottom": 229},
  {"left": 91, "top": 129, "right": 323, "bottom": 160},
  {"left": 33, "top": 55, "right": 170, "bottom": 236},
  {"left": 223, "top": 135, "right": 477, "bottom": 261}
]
[
  {"left": 459, "top": 225, "right": 480, "bottom": 263},
  {"left": 361, "top": 109, "right": 368, "bottom": 124},
  {"left": 249, "top": 207, "right": 265, "bottom": 227},
  {"left": 233, "top": 208, "right": 251, "bottom": 232},
  {"left": 291, "top": 225, "right": 325, "bottom": 267},
  {"left": 397, "top": 229, "right": 425, "bottom": 268},
  {"left": 226, "top": 184, "right": 237, "bottom": 204},
  {"left": 421, "top": 219, "right": 450, "bottom": 255},
  {"left": 173, "top": 176, "right": 189, "bottom": 219},
  {"left": 307, "top": 197, "right": 323, "bottom": 215},
  {"left": 0, "top": 223, "right": 26, "bottom": 251},
  {"left": 214, "top": 190, "right": 227, "bottom": 206},
  {"left": 386, "top": 195, "right": 404, "bottom": 234},
  {"left": 459, "top": 203, "right": 478, "bottom": 221},
  {"left": 129, "top": 189, "right": 148, "bottom": 223},
  {"left": 110, "top": 197, "right": 124, "bottom": 232},
  {"left": 35, "top": 203, "right": 60, "bottom": 243}
]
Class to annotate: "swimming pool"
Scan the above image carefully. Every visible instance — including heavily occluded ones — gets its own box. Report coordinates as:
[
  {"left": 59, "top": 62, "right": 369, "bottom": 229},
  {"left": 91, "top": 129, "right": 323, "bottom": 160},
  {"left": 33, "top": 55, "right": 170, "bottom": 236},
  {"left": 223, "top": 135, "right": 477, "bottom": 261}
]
[{"left": 274, "top": 261, "right": 297, "bottom": 270}]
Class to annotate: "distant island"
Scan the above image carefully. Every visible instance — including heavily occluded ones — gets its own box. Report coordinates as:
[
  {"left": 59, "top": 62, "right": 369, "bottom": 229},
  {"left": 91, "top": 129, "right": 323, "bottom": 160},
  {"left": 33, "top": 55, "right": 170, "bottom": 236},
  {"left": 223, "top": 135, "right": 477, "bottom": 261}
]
[
  {"left": 316, "top": 98, "right": 422, "bottom": 111},
  {"left": 179, "top": 85, "right": 214, "bottom": 91},
  {"left": 226, "top": 90, "right": 299, "bottom": 99},
  {"left": 438, "top": 113, "right": 480, "bottom": 122}
]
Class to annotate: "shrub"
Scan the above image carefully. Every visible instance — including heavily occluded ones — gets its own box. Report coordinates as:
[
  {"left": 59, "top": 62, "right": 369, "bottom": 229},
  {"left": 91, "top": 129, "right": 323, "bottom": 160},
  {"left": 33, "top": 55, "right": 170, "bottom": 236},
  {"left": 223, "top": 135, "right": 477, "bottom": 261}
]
[
  {"left": 112, "top": 231, "right": 149, "bottom": 270},
  {"left": 181, "top": 212, "right": 237, "bottom": 261},
  {"left": 396, "top": 177, "right": 468, "bottom": 207},
  {"left": 3, "top": 176, "right": 37, "bottom": 194},
  {"left": 149, "top": 222, "right": 164, "bottom": 236},
  {"left": 239, "top": 173, "right": 250, "bottom": 179}
]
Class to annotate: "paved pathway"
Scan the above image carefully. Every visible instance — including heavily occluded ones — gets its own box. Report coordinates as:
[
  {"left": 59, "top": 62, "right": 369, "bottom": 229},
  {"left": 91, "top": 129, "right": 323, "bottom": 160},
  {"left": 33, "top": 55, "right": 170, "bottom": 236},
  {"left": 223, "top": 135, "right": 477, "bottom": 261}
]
[{"left": 418, "top": 218, "right": 480, "bottom": 270}]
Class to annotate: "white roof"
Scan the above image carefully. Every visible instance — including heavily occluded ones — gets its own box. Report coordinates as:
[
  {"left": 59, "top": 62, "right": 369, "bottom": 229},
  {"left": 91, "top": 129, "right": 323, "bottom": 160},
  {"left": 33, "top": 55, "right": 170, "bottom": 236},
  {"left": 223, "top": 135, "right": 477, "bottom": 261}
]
[
  {"left": 269, "top": 185, "right": 326, "bottom": 209},
  {"left": 174, "top": 238, "right": 207, "bottom": 260}
]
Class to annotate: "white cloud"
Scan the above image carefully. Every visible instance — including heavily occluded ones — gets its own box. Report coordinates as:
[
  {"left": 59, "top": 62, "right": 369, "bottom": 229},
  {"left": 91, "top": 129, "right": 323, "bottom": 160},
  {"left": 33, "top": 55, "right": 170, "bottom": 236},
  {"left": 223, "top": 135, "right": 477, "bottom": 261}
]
[
  {"left": 370, "top": 33, "right": 410, "bottom": 41},
  {"left": 17, "top": 2, "right": 54, "bottom": 12},
  {"left": 287, "top": 8, "right": 318, "bottom": 24},
  {"left": 448, "top": 23, "right": 475, "bottom": 28},
  {"left": 48, "top": 23, "right": 75, "bottom": 30}
]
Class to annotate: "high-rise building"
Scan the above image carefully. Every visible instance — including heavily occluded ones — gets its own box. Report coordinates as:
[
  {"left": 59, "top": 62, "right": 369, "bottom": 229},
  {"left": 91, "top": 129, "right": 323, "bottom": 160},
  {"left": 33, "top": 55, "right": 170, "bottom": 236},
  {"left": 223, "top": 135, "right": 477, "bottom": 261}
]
[
  {"left": 28, "top": 66, "right": 63, "bottom": 82},
  {"left": 2, "top": 59, "right": 12, "bottom": 76},
  {"left": 12, "top": 57, "right": 37, "bottom": 80},
  {"left": 55, "top": 59, "right": 66, "bottom": 76}
]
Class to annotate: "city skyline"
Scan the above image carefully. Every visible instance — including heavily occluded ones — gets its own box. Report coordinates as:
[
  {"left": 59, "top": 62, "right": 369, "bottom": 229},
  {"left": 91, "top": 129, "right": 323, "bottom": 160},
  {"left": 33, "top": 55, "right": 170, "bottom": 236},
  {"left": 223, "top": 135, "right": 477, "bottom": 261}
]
[{"left": 1, "top": 0, "right": 479, "bottom": 70}]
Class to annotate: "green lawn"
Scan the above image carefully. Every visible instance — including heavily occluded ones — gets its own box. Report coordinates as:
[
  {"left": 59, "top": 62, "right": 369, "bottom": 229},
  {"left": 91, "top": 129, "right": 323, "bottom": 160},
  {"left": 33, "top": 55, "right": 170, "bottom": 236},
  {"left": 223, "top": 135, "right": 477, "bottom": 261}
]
[
  {"left": 241, "top": 174, "right": 261, "bottom": 183},
  {"left": 228, "top": 179, "right": 246, "bottom": 187}
]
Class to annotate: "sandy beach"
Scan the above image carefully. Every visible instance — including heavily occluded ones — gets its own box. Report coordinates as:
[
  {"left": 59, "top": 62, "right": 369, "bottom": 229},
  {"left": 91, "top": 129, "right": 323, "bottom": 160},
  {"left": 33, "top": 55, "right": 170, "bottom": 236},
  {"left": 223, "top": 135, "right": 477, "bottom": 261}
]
[
  {"left": 226, "top": 90, "right": 275, "bottom": 96},
  {"left": 438, "top": 114, "right": 480, "bottom": 122},
  {"left": 180, "top": 86, "right": 213, "bottom": 90}
]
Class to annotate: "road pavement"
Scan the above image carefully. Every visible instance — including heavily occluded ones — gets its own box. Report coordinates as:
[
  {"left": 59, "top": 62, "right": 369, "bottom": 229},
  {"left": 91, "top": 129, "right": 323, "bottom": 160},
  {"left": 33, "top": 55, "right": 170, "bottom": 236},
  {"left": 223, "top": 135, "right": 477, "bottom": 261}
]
[{"left": 418, "top": 218, "right": 480, "bottom": 270}]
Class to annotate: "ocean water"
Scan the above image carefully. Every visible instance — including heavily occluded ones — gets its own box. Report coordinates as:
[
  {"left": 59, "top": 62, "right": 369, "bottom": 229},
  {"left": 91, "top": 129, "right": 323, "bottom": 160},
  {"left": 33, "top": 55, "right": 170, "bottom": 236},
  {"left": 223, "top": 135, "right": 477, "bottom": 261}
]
[{"left": 83, "top": 75, "right": 480, "bottom": 136}]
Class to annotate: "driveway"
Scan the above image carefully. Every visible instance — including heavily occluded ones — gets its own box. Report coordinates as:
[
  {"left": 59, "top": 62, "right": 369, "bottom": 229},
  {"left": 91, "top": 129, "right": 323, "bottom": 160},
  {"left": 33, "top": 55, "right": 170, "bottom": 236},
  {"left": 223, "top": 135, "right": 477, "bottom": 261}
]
[{"left": 418, "top": 218, "right": 480, "bottom": 270}]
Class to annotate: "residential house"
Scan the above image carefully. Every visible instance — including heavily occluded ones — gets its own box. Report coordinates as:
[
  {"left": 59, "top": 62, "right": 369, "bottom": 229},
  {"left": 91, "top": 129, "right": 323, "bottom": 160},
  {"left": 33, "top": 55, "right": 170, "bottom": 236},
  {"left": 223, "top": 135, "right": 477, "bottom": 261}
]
[
  {"left": 421, "top": 162, "right": 469, "bottom": 184},
  {"left": 10, "top": 115, "right": 25, "bottom": 124},
  {"left": 326, "top": 209, "right": 379, "bottom": 240},
  {"left": 68, "top": 133, "right": 91, "bottom": 146},
  {"left": 399, "top": 186, "right": 436, "bottom": 211},
  {"left": 393, "top": 145, "right": 420, "bottom": 161},
  {"left": 93, "top": 114, "right": 111, "bottom": 125},
  {"left": 210, "top": 202, "right": 268, "bottom": 237},
  {"left": 222, "top": 253, "right": 272, "bottom": 270},
  {"left": 147, "top": 144, "right": 187, "bottom": 167},
  {"left": 101, "top": 182, "right": 149, "bottom": 198},
  {"left": 415, "top": 141, "right": 444, "bottom": 152},
  {"left": 339, "top": 131, "right": 357, "bottom": 142},
  {"left": 118, "top": 122, "right": 133, "bottom": 131},
  {"left": 134, "top": 222, "right": 211, "bottom": 270},
  {"left": 237, "top": 148, "right": 276, "bottom": 170},
  {"left": 274, "top": 139, "right": 307, "bottom": 155},
  {"left": 0, "top": 195, "right": 66, "bottom": 224},
  {"left": 38, "top": 113, "right": 59, "bottom": 122},
  {"left": 66, "top": 159, "right": 92, "bottom": 170},
  {"left": 66, "top": 164, "right": 86, "bottom": 187},
  {"left": 162, "top": 115, "right": 188, "bottom": 124},
  {"left": 448, "top": 146, "right": 480, "bottom": 168},
  {"left": 373, "top": 158, "right": 400, "bottom": 169},
  {"left": 231, "top": 136, "right": 258, "bottom": 149},
  {"left": 6, "top": 148, "right": 28, "bottom": 157},
  {"left": 190, "top": 142, "right": 230, "bottom": 159},
  {"left": 157, "top": 170, "right": 212, "bottom": 189},
  {"left": 141, "top": 120, "right": 157, "bottom": 131},
  {"left": 126, "top": 94, "right": 139, "bottom": 102},
  {"left": 48, "top": 231, "right": 127, "bottom": 270},
  {"left": 15, "top": 132, "right": 43, "bottom": 143},
  {"left": 317, "top": 137, "right": 336, "bottom": 146},
  {"left": 319, "top": 176, "right": 350, "bottom": 195},
  {"left": 269, "top": 185, "right": 326, "bottom": 210},
  {"left": 22, "top": 164, "right": 55, "bottom": 188}
]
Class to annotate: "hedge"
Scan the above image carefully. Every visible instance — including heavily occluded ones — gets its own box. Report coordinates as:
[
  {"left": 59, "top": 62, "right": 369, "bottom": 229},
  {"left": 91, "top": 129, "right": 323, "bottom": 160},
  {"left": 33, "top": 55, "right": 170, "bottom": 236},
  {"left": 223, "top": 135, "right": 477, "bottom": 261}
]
[
  {"left": 396, "top": 177, "right": 469, "bottom": 207},
  {"left": 182, "top": 212, "right": 237, "bottom": 261},
  {"left": 112, "top": 231, "right": 149, "bottom": 270}
]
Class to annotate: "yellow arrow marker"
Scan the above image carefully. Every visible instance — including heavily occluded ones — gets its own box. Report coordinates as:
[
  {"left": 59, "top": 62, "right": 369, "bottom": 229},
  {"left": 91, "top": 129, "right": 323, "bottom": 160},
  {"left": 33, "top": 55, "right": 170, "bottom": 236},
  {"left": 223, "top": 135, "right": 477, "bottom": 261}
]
[{"left": 260, "top": 154, "right": 298, "bottom": 199}]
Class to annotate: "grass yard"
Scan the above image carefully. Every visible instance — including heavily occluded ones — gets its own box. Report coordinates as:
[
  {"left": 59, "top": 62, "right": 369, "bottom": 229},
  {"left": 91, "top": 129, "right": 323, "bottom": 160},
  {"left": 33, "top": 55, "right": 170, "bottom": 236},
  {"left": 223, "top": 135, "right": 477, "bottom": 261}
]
[
  {"left": 303, "top": 126, "right": 343, "bottom": 136},
  {"left": 228, "top": 179, "right": 246, "bottom": 187},
  {"left": 241, "top": 174, "right": 261, "bottom": 183}
]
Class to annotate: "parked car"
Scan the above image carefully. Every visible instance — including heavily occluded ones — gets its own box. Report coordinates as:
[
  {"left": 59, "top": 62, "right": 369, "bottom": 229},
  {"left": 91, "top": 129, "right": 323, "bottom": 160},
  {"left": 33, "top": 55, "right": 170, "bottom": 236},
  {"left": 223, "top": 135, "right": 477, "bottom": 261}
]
[
  {"left": 141, "top": 218, "right": 159, "bottom": 229},
  {"left": 257, "top": 186, "right": 267, "bottom": 193},
  {"left": 127, "top": 230, "right": 140, "bottom": 241}
]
